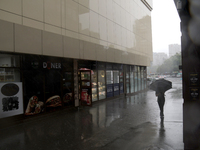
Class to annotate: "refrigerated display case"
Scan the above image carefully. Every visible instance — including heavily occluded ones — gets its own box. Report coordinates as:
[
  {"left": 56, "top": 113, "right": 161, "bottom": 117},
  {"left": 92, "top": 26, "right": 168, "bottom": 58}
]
[
  {"left": 98, "top": 70, "right": 106, "bottom": 100},
  {"left": 79, "top": 70, "right": 92, "bottom": 106},
  {"left": 0, "top": 68, "right": 20, "bottom": 82},
  {"left": 0, "top": 54, "right": 20, "bottom": 82},
  {"left": 92, "top": 70, "right": 98, "bottom": 101}
]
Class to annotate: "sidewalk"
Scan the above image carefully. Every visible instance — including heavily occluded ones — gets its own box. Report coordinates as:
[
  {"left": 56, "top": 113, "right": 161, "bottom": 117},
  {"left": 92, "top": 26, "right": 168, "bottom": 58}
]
[{"left": 0, "top": 78, "right": 183, "bottom": 150}]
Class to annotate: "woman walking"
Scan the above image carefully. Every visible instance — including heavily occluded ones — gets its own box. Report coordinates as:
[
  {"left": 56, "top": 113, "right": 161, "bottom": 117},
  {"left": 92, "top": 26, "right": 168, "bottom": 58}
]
[{"left": 156, "top": 89, "right": 165, "bottom": 118}]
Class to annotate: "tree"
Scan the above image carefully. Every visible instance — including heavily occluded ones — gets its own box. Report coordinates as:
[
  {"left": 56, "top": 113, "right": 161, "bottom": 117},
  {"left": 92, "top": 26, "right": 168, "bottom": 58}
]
[{"left": 157, "top": 53, "right": 181, "bottom": 74}]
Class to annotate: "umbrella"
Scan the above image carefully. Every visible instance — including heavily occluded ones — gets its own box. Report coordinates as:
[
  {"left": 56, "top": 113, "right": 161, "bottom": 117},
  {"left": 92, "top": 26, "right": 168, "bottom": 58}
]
[{"left": 149, "top": 78, "right": 172, "bottom": 93}]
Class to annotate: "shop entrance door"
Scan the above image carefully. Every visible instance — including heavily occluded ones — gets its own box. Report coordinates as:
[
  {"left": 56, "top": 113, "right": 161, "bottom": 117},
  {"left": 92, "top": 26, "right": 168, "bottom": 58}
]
[
  {"left": 79, "top": 70, "right": 92, "bottom": 106},
  {"left": 45, "top": 70, "right": 62, "bottom": 110}
]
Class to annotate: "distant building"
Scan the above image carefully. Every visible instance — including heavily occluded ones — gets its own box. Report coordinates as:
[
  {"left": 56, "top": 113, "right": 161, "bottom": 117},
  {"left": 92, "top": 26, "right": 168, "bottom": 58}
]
[
  {"left": 152, "top": 52, "right": 168, "bottom": 66},
  {"left": 169, "top": 44, "right": 181, "bottom": 57}
]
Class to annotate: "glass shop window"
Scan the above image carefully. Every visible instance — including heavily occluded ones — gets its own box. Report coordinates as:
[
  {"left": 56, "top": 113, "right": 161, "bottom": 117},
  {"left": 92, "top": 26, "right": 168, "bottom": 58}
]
[
  {"left": 92, "top": 70, "right": 98, "bottom": 101},
  {"left": 63, "top": 72, "right": 73, "bottom": 106},
  {"left": 138, "top": 66, "right": 141, "bottom": 91},
  {"left": 119, "top": 71, "right": 124, "bottom": 94},
  {"left": 134, "top": 66, "right": 138, "bottom": 92},
  {"left": 126, "top": 70, "right": 130, "bottom": 94},
  {"left": 106, "top": 70, "right": 113, "bottom": 84},
  {"left": 98, "top": 70, "right": 106, "bottom": 100},
  {"left": 113, "top": 70, "right": 119, "bottom": 96},
  {"left": 0, "top": 54, "right": 20, "bottom": 82},
  {"left": 130, "top": 66, "right": 134, "bottom": 93}
]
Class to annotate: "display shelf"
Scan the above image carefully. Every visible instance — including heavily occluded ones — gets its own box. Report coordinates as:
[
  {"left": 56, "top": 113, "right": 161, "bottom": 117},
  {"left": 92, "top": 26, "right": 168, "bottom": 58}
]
[{"left": 0, "top": 68, "right": 15, "bottom": 82}]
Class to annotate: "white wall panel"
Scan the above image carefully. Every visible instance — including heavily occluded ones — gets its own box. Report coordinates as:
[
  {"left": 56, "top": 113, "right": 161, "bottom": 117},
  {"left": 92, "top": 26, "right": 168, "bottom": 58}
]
[
  {"left": 23, "top": 18, "right": 43, "bottom": 30},
  {"left": 89, "top": 0, "right": 98, "bottom": 13},
  {"left": 43, "top": 31, "right": 63, "bottom": 57},
  {"left": 99, "top": 16, "right": 107, "bottom": 41},
  {"left": 23, "top": 0, "right": 43, "bottom": 22},
  {"left": 0, "top": 10, "right": 22, "bottom": 24},
  {"left": 0, "top": 0, "right": 153, "bottom": 66},
  {"left": 64, "top": 36, "right": 80, "bottom": 59},
  {"left": 99, "top": 0, "right": 106, "bottom": 17},
  {"left": 89, "top": 11, "right": 99, "bottom": 39},
  {"left": 83, "top": 41, "right": 96, "bottom": 60},
  {"left": 79, "top": 0, "right": 89, "bottom": 9},
  {"left": 107, "top": 20, "right": 114, "bottom": 44},
  {"left": 106, "top": 0, "right": 113, "bottom": 21},
  {"left": 44, "top": 0, "right": 61, "bottom": 27},
  {"left": 66, "top": 0, "right": 79, "bottom": 32},
  {"left": 15, "top": 24, "right": 42, "bottom": 55},
  {"left": 96, "top": 45, "right": 106, "bottom": 61},
  {"left": 106, "top": 48, "right": 115, "bottom": 62},
  {"left": 0, "top": 20, "right": 14, "bottom": 52},
  {"left": 79, "top": 5, "right": 90, "bottom": 35},
  {"left": 44, "top": 24, "right": 62, "bottom": 34},
  {"left": 0, "top": 0, "right": 22, "bottom": 15}
]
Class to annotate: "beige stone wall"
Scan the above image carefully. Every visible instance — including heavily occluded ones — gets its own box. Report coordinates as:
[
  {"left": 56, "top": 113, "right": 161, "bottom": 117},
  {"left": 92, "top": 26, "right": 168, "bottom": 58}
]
[{"left": 0, "top": 0, "right": 153, "bottom": 66}]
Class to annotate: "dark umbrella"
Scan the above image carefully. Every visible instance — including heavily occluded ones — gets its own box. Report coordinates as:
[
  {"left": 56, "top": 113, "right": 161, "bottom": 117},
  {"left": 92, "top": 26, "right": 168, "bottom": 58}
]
[{"left": 149, "top": 78, "right": 172, "bottom": 93}]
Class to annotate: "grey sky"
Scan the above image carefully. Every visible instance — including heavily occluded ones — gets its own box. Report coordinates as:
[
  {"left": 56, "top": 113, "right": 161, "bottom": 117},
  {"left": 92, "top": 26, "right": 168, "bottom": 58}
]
[{"left": 152, "top": 0, "right": 181, "bottom": 55}]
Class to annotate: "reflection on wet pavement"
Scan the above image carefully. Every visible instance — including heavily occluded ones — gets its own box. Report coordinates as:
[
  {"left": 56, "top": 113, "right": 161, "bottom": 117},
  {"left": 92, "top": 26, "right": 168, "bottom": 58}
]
[{"left": 0, "top": 78, "right": 183, "bottom": 150}]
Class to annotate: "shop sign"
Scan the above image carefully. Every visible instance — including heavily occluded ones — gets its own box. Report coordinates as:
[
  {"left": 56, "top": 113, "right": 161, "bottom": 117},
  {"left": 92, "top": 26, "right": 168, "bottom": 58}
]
[
  {"left": 190, "top": 88, "right": 199, "bottom": 100},
  {"left": 43, "top": 62, "right": 61, "bottom": 69},
  {"left": 190, "top": 73, "right": 199, "bottom": 86},
  {"left": 0, "top": 82, "right": 23, "bottom": 119},
  {"left": 31, "top": 61, "right": 39, "bottom": 69}
]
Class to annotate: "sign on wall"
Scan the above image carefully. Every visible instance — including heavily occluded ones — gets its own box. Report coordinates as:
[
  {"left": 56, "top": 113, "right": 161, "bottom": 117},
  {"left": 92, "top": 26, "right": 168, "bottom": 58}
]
[
  {"left": 0, "top": 82, "right": 23, "bottom": 118},
  {"left": 190, "top": 88, "right": 199, "bottom": 100}
]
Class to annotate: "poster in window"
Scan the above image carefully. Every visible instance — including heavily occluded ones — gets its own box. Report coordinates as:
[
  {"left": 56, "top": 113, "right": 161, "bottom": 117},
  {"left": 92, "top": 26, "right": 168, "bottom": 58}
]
[
  {"left": 0, "top": 82, "right": 23, "bottom": 119},
  {"left": 81, "top": 89, "right": 91, "bottom": 106}
]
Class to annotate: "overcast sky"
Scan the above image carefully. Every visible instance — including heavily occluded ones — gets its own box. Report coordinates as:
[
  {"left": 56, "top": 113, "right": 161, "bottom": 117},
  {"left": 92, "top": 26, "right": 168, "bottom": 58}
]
[{"left": 151, "top": 0, "right": 181, "bottom": 55}]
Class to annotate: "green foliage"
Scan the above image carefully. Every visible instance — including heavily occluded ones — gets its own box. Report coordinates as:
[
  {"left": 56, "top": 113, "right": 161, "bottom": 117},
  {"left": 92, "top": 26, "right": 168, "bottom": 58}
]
[{"left": 157, "top": 53, "right": 181, "bottom": 74}]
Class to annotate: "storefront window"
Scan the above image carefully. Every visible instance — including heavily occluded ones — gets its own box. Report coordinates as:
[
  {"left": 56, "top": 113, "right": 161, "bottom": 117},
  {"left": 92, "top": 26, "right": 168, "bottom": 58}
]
[
  {"left": 0, "top": 68, "right": 20, "bottom": 82},
  {"left": 45, "top": 70, "right": 62, "bottom": 111},
  {"left": 126, "top": 66, "right": 130, "bottom": 94},
  {"left": 98, "top": 70, "right": 106, "bottom": 100},
  {"left": 113, "top": 70, "right": 119, "bottom": 96},
  {"left": 138, "top": 66, "right": 141, "bottom": 91},
  {"left": 63, "top": 72, "right": 73, "bottom": 106},
  {"left": 119, "top": 71, "right": 124, "bottom": 94},
  {"left": 144, "top": 67, "right": 147, "bottom": 89},
  {"left": 0, "top": 55, "right": 20, "bottom": 67},
  {"left": 81, "top": 71, "right": 90, "bottom": 80},
  {"left": 0, "top": 54, "right": 20, "bottom": 82},
  {"left": 106, "top": 70, "right": 113, "bottom": 97},
  {"left": 134, "top": 66, "right": 138, "bottom": 92},
  {"left": 92, "top": 70, "right": 98, "bottom": 101},
  {"left": 141, "top": 67, "right": 144, "bottom": 90},
  {"left": 23, "top": 70, "right": 45, "bottom": 115},
  {"left": 106, "top": 70, "right": 113, "bottom": 84},
  {"left": 130, "top": 66, "right": 134, "bottom": 93},
  {"left": 79, "top": 70, "right": 92, "bottom": 106}
]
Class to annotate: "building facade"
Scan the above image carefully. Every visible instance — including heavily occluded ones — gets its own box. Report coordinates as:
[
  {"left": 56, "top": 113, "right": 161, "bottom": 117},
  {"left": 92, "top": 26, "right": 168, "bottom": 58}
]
[
  {"left": 169, "top": 44, "right": 181, "bottom": 58},
  {"left": 0, "top": 0, "right": 153, "bottom": 119},
  {"left": 152, "top": 52, "right": 168, "bottom": 66}
]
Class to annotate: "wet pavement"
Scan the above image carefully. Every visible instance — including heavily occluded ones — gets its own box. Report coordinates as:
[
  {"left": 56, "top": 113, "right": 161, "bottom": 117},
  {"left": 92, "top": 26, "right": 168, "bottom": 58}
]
[{"left": 0, "top": 78, "right": 183, "bottom": 150}]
